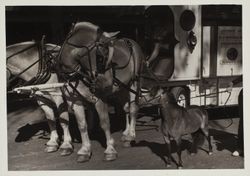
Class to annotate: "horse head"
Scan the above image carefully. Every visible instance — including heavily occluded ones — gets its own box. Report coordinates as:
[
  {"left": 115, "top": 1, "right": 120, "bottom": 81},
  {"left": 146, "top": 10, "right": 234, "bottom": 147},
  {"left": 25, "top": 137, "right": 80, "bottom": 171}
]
[
  {"left": 160, "top": 90, "right": 178, "bottom": 106},
  {"left": 60, "top": 22, "right": 120, "bottom": 94}
]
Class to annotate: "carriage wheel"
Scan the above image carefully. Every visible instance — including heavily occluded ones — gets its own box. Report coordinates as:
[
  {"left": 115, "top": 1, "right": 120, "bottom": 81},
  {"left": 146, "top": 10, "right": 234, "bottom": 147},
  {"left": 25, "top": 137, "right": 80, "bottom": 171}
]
[{"left": 171, "top": 87, "right": 189, "bottom": 108}]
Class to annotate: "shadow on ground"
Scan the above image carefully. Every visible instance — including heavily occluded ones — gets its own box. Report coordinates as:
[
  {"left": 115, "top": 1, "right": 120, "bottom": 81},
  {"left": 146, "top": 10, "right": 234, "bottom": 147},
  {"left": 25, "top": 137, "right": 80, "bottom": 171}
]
[
  {"left": 130, "top": 128, "right": 239, "bottom": 167},
  {"left": 210, "top": 129, "right": 237, "bottom": 153},
  {"left": 11, "top": 101, "right": 158, "bottom": 149},
  {"left": 13, "top": 110, "right": 126, "bottom": 149},
  {"left": 131, "top": 139, "right": 192, "bottom": 167}
]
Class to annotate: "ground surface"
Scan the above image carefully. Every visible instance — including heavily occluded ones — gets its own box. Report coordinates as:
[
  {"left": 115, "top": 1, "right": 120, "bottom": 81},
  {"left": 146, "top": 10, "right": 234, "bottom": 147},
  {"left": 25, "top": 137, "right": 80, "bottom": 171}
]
[{"left": 7, "top": 100, "right": 244, "bottom": 170}]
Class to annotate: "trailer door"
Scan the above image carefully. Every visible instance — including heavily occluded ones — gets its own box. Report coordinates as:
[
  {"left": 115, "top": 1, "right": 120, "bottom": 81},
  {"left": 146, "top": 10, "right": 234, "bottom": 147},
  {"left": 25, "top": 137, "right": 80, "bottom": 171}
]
[{"left": 169, "top": 6, "right": 201, "bottom": 81}]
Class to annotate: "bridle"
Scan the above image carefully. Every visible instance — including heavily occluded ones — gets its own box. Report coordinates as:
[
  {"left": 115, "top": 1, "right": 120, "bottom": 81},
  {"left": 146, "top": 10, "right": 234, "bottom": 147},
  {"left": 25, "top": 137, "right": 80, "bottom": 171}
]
[
  {"left": 60, "top": 26, "right": 114, "bottom": 92},
  {"left": 59, "top": 23, "right": 138, "bottom": 97}
]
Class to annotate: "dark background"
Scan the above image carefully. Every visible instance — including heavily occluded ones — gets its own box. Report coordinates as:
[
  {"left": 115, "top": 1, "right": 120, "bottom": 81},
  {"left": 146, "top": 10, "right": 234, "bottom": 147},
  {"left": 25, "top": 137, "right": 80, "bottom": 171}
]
[{"left": 6, "top": 5, "right": 242, "bottom": 47}]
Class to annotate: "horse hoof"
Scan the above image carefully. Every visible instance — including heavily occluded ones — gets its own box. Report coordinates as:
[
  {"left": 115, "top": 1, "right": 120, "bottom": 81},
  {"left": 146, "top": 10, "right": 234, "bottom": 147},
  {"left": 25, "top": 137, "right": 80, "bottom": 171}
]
[
  {"left": 166, "top": 164, "right": 171, "bottom": 168},
  {"left": 178, "top": 166, "right": 183, "bottom": 169},
  {"left": 104, "top": 153, "right": 117, "bottom": 161},
  {"left": 123, "top": 141, "right": 131, "bottom": 148},
  {"left": 60, "top": 148, "right": 73, "bottom": 156},
  {"left": 77, "top": 154, "right": 91, "bottom": 163},
  {"left": 208, "top": 152, "right": 213, "bottom": 155},
  {"left": 44, "top": 145, "right": 58, "bottom": 153}
]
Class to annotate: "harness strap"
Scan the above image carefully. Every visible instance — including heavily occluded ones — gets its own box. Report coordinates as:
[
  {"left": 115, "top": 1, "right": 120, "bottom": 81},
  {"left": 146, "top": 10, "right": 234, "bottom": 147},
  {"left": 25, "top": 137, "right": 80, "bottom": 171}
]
[
  {"left": 112, "top": 39, "right": 133, "bottom": 70},
  {"left": 33, "top": 38, "right": 45, "bottom": 84},
  {"left": 34, "top": 94, "right": 57, "bottom": 110},
  {"left": 35, "top": 36, "right": 53, "bottom": 84},
  {"left": 113, "top": 76, "right": 140, "bottom": 96},
  {"left": 33, "top": 94, "right": 58, "bottom": 117},
  {"left": 7, "top": 37, "right": 56, "bottom": 87}
]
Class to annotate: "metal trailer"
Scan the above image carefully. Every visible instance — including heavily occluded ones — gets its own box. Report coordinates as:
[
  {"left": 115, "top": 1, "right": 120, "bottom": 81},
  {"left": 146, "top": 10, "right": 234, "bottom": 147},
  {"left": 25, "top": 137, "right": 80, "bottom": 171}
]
[{"left": 144, "top": 5, "right": 242, "bottom": 108}]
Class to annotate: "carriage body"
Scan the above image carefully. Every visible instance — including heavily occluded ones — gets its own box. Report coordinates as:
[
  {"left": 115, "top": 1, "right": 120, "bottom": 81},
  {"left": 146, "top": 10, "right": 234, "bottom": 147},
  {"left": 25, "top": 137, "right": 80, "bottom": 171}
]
[{"left": 144, "top": 5, "right": 242, "bottom": 108}]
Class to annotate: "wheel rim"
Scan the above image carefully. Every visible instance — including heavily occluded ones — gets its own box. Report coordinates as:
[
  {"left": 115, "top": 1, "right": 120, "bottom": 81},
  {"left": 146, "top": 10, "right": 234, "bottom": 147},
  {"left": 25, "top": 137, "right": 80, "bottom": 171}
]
[{"left": 177, "top": 94, "right": 186, "bottom": 107}]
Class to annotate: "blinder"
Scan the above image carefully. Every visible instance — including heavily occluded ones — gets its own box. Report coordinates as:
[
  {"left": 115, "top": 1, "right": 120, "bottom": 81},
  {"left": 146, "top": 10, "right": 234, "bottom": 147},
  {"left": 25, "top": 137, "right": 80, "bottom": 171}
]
[
  {"left": 96, "top": 43, "right": 109, "bottom": 74},
  {"left": 95, "top": 27, "right": 110, "bottom": 74}
]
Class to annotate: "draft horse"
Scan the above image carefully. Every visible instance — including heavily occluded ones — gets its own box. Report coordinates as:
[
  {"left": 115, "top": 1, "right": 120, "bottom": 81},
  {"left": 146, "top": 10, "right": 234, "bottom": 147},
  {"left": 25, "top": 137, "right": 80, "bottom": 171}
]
[
  {"left": 58, "top": 22, "right": 144, "bottom": 162},
  {"left": 160, "top": 91, "right": 213, "bottom": 168},
  {"left": 7, "top": 41, "right": 73, "bottom": 156}
]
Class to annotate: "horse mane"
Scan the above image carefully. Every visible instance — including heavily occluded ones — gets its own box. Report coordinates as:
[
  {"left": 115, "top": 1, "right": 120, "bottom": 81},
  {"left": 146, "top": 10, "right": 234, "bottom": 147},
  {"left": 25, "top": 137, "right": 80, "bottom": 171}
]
[
  {"left": 7, "top": 41, "right": 36, "bottom": 49},
  {"left": 74, "top": 22, "right": 98, "bottom": 32}
]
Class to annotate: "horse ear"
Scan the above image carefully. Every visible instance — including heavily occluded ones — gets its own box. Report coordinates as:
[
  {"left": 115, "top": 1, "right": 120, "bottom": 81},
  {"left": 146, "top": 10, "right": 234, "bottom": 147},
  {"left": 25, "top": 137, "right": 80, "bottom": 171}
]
[
  {"left": 103, "top": 31, "right": 120, "bottom": 39},
  {"left": 109, "top": 31, "right": 120, "bottom": 38}
]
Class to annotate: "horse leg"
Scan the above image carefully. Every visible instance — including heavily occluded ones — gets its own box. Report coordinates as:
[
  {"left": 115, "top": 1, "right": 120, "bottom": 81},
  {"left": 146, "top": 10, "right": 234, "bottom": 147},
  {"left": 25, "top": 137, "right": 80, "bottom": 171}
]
[
  {"left": 52, "top": 96, "right": 73, "bottom": 156},
  {"left": 207, "top": 134, "right": 213, "bottom": 155},
  {"left": 190, "top": 132, "right": 199, "bottom": 155},
  {"left": 95, "top": 99, "right": 117, "bottom": 161},
  {"left": 121, "top": 84, "right": 139, "bottom": 147},
  {"left": 121, "top": 102, "right": 131, "bottom": 146},
  {"left": 163, "top": 135, "right": 172, "bottom": 168},
  {"left": 201, "top": 113, "right": 213, "bottom": 155},
  {"left": 70, "top": 101, "right": 92, "bottom": 162},
  {"left": 122, "top": 101, "right": 138, "bottom": 147},
  {"left": 175, "top": 138, "right": 183, "bottom": 169},
  {"left": 201, "top": 128, "right": 213, "bottom": 155},
  {"left": 38, "top": 101, "right": 59, "bottom": 153}
]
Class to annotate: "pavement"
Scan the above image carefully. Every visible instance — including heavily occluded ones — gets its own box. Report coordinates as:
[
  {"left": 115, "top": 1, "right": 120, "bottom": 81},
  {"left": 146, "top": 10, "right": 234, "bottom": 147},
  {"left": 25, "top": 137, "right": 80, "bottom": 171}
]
[{"left": 7, "top": 101, "right": 244, "bottom": 170}]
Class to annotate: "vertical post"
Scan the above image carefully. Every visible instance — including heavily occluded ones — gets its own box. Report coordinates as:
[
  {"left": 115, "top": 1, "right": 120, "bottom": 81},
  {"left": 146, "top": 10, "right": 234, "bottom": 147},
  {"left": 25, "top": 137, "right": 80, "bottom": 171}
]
[{"left": 209, "top": 26, "right": 218, "bottom": 77}]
